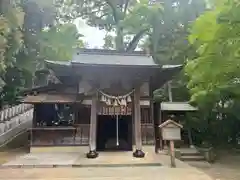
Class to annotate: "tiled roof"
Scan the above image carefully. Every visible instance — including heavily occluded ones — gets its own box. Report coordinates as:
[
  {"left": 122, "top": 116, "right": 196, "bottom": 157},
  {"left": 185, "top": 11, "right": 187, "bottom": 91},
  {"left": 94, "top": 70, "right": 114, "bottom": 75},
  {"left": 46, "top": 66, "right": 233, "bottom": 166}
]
[
  {"left": 71, "top": 48, "right": 158, "bottom": 67},
  {"left": 44, "top": 49, "right": 182, "bottom": 70}
]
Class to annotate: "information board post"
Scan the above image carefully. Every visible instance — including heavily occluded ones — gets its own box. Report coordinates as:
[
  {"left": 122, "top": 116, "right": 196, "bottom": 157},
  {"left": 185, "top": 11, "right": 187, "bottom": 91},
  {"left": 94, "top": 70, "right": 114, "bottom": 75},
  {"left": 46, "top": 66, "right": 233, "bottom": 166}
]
[
  {"left": 159, "top": 119, "right": 183, "bottom": 168},
  {"left": 170, "top": 140, "right": 176, "bottom": 168}
]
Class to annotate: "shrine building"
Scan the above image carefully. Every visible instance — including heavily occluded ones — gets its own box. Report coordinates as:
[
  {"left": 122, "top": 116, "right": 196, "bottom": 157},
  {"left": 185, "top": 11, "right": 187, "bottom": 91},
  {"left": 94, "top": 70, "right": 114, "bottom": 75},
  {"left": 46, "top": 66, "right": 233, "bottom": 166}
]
[{"left": 21, "top": 49, "right": 182, "bottom": 158}]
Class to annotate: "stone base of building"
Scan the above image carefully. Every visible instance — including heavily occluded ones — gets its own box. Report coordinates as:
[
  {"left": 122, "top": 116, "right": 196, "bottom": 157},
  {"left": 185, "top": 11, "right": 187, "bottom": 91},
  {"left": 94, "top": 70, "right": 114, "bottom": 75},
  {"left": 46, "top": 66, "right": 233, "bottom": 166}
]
[
  {"left": 86, "top": 150, "right": 98, "bottom": 158},
  {"left": 133, "top": 149, "right": 145, "bottom": 158}
]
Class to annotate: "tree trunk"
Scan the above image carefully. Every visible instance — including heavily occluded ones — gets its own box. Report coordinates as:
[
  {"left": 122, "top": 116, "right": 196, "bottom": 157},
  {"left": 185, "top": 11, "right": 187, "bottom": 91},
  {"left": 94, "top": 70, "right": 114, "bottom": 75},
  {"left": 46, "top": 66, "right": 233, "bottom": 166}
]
[{"left": 115, "top": 27, "right": 124, "bottom": 51}]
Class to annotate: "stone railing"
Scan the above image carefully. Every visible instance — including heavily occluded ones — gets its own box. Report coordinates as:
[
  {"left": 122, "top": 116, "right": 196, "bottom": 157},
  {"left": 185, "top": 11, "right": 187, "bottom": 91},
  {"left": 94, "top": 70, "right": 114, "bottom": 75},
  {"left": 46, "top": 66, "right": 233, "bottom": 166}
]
[
  {"left": 0, "top": 104, "right": 32, "bottom": 122},
  {"left": 0, "top": 104, "right": 33, "bottom": 145}
]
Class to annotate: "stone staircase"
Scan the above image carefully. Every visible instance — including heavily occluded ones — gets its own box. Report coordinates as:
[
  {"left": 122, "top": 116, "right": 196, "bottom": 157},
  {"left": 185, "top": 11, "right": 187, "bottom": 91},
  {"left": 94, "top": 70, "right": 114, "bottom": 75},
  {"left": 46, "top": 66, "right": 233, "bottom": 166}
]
[{"left": 180, "top": 148, "right": 205, "bottom": 162}]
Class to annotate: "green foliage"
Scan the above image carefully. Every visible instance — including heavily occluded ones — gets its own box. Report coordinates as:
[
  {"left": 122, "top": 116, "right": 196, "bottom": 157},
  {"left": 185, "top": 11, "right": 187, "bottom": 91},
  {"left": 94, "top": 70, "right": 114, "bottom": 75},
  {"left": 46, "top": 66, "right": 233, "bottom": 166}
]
[
  {"left": 0, "top": 2, "right": 24, "bottom": 73},
  {"left": 0, "top": 1, "right": 25, "bottom": 106},
  {"left": 0, "top": 0, "right": 84, "bottom": 106},
  {"left": 183, "top": 0, "right": 240, "bottom": 147},
  {"left": 185, "top": 0, "right": 240, "bottom": 107},
  {"left": 39, "top": 23, "right": 83, "bottom": 61},
  {"left": 65, "top": 0, "right": 163, "bottom": 51},
  {"left": 145, "top": 0, "right": 206, "bottom": 64},
  {"left": 103, "top": 34, "right": 114, "bottom": 49},
  {"left": 149, "top": 0, "right": 206, "bottom": 102},
  {"left": 120, "top": 0, "right": 163, "bottom": 34}
]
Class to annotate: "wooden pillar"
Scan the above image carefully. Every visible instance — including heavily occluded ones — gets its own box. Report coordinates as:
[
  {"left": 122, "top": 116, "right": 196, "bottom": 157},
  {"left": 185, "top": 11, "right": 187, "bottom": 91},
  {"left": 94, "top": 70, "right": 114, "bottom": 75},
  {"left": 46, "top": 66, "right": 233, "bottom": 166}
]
[
  {"left": 32, "top": 105, "right": 37, "bottom": 127},
  {"left": 131, "top": 94, "right": 135, "bottom": 146},
  {"left": 159, "top": 105, "right": 163, "bottom": 150},
  {"left": 149, "top": 81, "right": 156, "bottom": 152},
  {"left": 153, "top": 102, "right": 161, "bottom": 153},
  {"left": 86, "top": 94, "right": 98, "bottom": 158},
  {"left": 133, "top": 86, "right": 145, "bottom": 158}
]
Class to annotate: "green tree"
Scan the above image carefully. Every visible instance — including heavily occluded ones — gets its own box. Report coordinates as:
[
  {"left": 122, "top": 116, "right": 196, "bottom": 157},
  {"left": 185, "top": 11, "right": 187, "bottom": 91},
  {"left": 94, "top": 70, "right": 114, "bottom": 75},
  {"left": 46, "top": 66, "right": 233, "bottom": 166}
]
[
  {"left": 61, "top": 0, "right": 163, "bottom": 51},
  {"left": 0, "top": 0, "right": 84, "bottom": 106},
  {"left": 39, "top": 23, "right": 83, "bottom": 61},
  {"left": 0, "top": 0, "right": 25, "bottom": 106},
  {"left": 0, "top": 0, "right": 24, "bottom": 78},
  {"left": 103, "top": 34, "right": 114, "bottom": 50},
  {"left": 185, "top": 0, "right": 240, "bottom": 108},
  {"left": 185, "top": 0, "right": 240, "bottom": 147},
  {"left": 147, "top": 0, "right": 206, "bottom": 103}
]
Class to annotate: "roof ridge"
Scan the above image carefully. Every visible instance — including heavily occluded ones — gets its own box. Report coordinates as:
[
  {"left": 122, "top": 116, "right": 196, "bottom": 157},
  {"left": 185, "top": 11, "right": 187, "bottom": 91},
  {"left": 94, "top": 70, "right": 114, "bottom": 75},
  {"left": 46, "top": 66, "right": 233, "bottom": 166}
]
[{"left": 75, "top": 48, "right": 149, "bottom": 56}]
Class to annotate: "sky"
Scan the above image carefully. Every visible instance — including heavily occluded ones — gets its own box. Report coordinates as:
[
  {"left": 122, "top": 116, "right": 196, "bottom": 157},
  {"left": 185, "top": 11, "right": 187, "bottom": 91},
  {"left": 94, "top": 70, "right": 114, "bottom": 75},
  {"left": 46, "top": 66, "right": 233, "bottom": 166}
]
[
  {"left": 76, "top": 19, "right": 106, "bottom": 48},
  {"left": 75, "top": 18, "right": 142, "bottom": 50}
]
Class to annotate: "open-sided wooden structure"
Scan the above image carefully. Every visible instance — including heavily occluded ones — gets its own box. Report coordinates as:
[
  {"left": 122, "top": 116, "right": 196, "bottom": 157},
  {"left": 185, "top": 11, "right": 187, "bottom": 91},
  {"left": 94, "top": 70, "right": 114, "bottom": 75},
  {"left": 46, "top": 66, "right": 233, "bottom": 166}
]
[
  {"left": 22, "top": 49, "right": 182, "bottom": 158},
  {"left": 160, "top": 102, "right": 198, "bottom": 148}
]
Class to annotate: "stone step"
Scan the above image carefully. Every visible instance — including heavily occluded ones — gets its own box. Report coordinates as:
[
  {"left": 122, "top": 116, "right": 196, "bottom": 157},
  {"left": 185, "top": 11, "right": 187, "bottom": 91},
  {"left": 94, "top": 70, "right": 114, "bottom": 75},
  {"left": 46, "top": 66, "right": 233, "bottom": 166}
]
[
  {"left": 2, "top": 162, "right": 163, "bottom": 168},
  {"left": 181, "top": 152, "right": 202, "bottom": 156},
  {"left": 186, "top": 161, "right": 211, "bottom": 169},
  {"left": 180, "top": 155, "right": 205, "bottom": 162}
]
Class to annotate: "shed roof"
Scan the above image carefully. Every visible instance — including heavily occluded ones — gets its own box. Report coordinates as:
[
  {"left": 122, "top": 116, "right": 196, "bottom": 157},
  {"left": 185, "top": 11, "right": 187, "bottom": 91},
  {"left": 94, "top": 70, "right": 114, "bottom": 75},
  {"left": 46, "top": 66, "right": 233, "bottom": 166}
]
[
  {"left": 161, "top": 102, "right": 197, "bottom": 111},
  {"left": 21, "top": 94, "right": 79, "bottom": 103},
  {"left": 159, "top": 119, "right": 183, "bottom": 128}
]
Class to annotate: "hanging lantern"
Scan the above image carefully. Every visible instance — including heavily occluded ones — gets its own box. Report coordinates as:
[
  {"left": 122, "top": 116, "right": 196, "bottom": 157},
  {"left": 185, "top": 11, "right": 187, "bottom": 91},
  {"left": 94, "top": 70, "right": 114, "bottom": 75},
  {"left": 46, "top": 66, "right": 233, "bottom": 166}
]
[
  {"left": 113, "top": 99, "right": 118, "bottom": 106},
  {"left": 127, "top": 95, "right": 132, "bottom": 103}
]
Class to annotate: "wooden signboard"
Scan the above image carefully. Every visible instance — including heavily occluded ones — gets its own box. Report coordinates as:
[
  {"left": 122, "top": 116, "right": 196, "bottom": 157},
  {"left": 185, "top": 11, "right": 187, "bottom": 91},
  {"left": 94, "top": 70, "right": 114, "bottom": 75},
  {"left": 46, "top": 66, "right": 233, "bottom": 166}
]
[
  {"left": 159, "top": 120, "right": 182, "bottom": 141},
  {"left": 159, "top": 120, "right": 183, "bottom": 168}
]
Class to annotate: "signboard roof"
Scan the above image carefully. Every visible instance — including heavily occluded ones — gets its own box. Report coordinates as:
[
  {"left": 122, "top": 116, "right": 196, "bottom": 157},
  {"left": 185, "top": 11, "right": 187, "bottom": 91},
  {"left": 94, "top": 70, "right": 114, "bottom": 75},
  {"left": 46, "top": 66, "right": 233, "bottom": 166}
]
[{"left": 159, "top": 119, "right": 183, "bottom": 129}]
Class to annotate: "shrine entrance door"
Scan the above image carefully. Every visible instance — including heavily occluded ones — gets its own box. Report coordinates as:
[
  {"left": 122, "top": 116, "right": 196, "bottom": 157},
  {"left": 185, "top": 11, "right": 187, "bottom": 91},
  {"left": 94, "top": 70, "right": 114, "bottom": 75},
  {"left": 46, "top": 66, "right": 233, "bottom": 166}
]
[{"left": 96, "top": 105, "right": 132, "bottom": 151}]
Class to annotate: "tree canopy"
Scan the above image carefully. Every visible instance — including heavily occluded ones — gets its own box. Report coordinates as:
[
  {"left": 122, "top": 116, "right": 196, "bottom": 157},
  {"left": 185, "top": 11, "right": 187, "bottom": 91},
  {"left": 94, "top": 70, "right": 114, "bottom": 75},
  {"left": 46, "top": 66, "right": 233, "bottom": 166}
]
[
  {"left": 182, "top": 0, "right": 240, "bottom": 147},
  {"left": 62, "top": 0, "right": 163, "bottom": 51},
  {"left": 185, "top": 0, "right": 240, "bottom": 108},
  {"left": 0, "top": 0, "right": 84, "bottom": 106}
]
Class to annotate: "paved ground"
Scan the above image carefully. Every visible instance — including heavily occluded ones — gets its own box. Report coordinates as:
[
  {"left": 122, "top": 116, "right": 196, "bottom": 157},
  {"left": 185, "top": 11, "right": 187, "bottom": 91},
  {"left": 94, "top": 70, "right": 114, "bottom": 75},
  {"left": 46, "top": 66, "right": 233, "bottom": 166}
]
[
  {"left": 0, "top": 146, "right": 213, "bottom": 180},
  {"left": 0, "top": 148, "right": 26, "bottom": 165},
  {"left": 191, "top": 152, "right": 240, "bottom": 180},
  {"left": 0, "top": 166, "right": 212, "bottom": 180},
  {"left": 1, "top": 146, "right": 184, "bottom": 167},
  {"left": 3, "top": 147, "right": 240, "bottom": 180}
]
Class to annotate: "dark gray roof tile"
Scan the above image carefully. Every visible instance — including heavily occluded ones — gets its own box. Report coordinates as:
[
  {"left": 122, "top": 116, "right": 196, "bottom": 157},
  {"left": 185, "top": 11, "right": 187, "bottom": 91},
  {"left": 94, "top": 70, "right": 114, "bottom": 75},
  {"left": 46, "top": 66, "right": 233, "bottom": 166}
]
[{"left": 72, "top": 48, "right": 157, "bottom": 66}]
